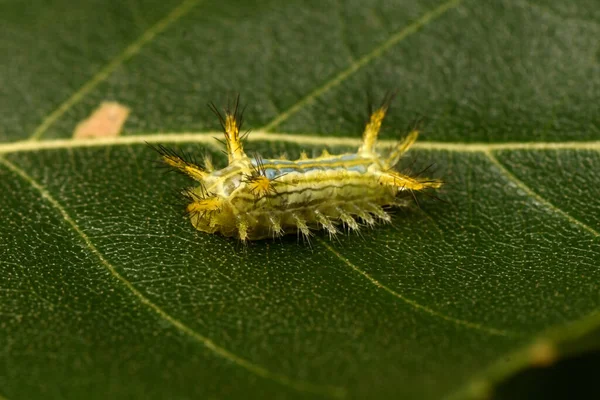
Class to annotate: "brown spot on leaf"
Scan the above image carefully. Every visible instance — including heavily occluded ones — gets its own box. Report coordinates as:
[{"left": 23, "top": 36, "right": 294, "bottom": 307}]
[{"left": 74, "top": 102, "right": 130, "bottom": 139}]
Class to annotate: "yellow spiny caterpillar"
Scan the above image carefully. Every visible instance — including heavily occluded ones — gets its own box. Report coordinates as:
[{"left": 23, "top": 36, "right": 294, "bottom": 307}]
[{"left": 152, "top": 95, "right": 442, "bottom": 241}]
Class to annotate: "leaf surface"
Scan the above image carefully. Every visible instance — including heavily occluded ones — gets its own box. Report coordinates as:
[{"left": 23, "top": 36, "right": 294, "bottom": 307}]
[{"left": 1, "top": 0, "right": 599, "bottom": 399}]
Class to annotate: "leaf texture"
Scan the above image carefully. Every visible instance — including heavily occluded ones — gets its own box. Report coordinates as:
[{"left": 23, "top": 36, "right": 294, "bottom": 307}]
[{"left": 1, "top": 0, "right": 599, "bottom": 399}]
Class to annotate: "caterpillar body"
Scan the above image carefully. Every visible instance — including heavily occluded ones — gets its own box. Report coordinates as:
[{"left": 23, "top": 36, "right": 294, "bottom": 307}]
[{"left": 153, "top": 96, "right": 442, "bottom": 241}]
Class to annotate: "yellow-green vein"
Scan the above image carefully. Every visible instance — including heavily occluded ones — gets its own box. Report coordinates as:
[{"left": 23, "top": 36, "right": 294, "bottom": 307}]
[
  {"left": 28, "top": 0, "right": 203, "bottom": 142},
  {"left": 0, "top": 156, "right": 346, "bottom": 400},
  {"left": 260, "top": 0, "right": 463, "bottom": 131},
  {"left": 3, "top": 131, "right": 600, "bottom": 155},
  {"left": 317, "top": 238, "right": 515, "bottom": 337},
  {"left": 484, "top": 151, "right": 600, "bottom": 238}
]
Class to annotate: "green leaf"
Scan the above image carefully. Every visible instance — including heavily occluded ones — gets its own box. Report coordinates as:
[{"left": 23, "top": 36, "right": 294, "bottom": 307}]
[{"left": 1, "top": 0, "right": 599, "bottom": 399}]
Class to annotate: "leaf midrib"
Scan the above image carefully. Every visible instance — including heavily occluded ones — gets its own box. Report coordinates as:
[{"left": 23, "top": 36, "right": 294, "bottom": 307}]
[{"left": 2, "top": 132, "right": 600, "bottom": 155}]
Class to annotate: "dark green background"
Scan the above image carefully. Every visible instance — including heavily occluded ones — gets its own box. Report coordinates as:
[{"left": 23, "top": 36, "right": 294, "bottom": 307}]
[{"left": 1, "top": 0, "right": 599, "bottom": 399}]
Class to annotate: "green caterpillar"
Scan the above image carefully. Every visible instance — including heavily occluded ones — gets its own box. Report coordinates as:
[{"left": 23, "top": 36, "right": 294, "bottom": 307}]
[{"left": 153, "top": 95, "right": 441, "bottom": 241}]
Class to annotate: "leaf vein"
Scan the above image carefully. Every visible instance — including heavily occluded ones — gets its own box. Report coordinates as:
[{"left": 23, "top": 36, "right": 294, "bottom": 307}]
[
  {"left": 0, "top": 156, "right": 346, "bottom": 399},
  {"left": 484, "top": 151, "right": 600, "bottom": 238},
  {"left": 260, "top": 0, "right": 464, "bottom": 131},
  {"left": 3, "top": 132, "right": 600, "bottom": 155},
  {"left": 27, "top": 0, "right": 203, "bottom": 142},
  {"left": 317, "top": 239, "right": 515, "bottom": 337}
]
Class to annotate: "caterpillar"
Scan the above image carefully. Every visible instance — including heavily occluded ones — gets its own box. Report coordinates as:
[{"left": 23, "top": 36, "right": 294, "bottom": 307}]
[{"left": 152, "top": 95, "right": 442, "bottom": 241}]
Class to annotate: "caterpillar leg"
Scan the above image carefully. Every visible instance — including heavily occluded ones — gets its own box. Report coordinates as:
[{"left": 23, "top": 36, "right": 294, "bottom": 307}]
[
  {"left": 208, "top": 95, "right": 247, "bottom": 164},
  {"left": 186, "top": 196, "right": 222, "bottom": 218},
  {"left": 291, "top": 213, "right": 312, "bottom": 241},
  {"left": 379, "top": 171, "right": 442, "bottom": 192},
  {"left": 150, "top": 144, "right": 207, "bottom": 181},
  {"left": 385, "top": 129, "right": 419, "bottom": 169},
  {"left": 357, "top": 93, "right": 395, "bottom": 156},
  {"left": 235, "top": 214, "right": 250, "bottom": 242},
  {"left": 184, "top": 193, "right": 223, "bottom": 235},
  {"left": 268, "top": 214, "right": 283, "bottom": 238},
  {"left": 347, "top": 203, "right": 376, "bottom": 227},
  {"left": 356, "top": 93, "right": 421, "bottom": 168},
  {"left": 314, "top": 210, "right": 338, "bottom": 238},
  {"left": 202, "top": 154, "right": 214, "bottom": 172},
  {"left": 337, "top": 207, "right": 359, "bottom": 231}
]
